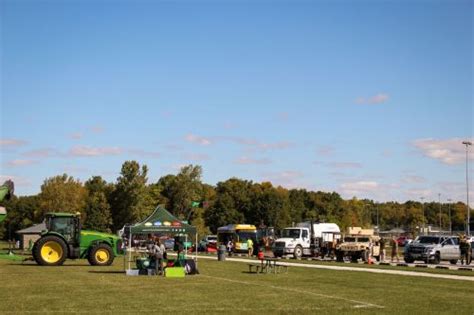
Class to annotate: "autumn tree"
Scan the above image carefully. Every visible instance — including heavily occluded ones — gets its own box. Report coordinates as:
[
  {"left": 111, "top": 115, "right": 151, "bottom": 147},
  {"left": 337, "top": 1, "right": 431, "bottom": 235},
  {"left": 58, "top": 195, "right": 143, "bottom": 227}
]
[{"left": 37, "top": 174, "right": 87, "bottom": 219}]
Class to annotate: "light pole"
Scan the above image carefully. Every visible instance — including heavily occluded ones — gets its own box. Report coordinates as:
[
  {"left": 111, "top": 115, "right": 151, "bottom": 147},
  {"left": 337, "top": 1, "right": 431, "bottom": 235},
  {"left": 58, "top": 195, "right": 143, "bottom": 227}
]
[
  {"left": 438, "top": 193, "right": 442, "bottom": 232},
  {"left": 421, "top": 197, "right": 425, "bottom": 235},
  {"left": 376, "top": 204, "right": 379, "bottom": 231},
  {"left": 462, "top": 141, "right": 471, "bottom": 236},
  {"left": 447, "top": 198, "right": 452, "bottom": 235}
]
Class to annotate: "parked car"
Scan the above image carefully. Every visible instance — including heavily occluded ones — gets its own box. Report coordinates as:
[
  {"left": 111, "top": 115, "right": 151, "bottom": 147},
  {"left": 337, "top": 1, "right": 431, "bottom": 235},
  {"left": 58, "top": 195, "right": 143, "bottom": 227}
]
[
  {"left": 198, "top": 235, "right": 217, "bottom": 251},
  {"left": 164, "top": 238, "right": 175, "bottom": 250},
  {"left": 404, "top": 235, "right": 460, "bottom": 264}
]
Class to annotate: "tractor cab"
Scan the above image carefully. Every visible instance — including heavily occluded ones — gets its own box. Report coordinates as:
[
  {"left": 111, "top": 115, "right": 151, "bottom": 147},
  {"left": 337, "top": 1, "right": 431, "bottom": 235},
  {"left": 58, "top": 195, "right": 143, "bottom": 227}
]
[{"left": 44, "top": 213, "right": 81, "bottom": 246}]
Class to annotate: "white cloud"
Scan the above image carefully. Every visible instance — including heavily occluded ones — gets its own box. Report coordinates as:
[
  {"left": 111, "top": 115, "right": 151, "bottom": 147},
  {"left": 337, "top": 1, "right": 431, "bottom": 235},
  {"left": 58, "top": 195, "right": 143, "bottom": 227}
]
[
  {"left": 226, "top": 137, "right": 294, "bottom": 152},
  {"left": 235, "top": 156, "right": 272, "bottom": 165},
  {"left": 0, "top": 175, "right": 31, "bottom": 186},
  {"left": 70, "top": 132, "right": 83, "bottom": 140},
  {"left": 328, "top": 162, "right": 363, "bottom": 169},
  {"left": 128, "top": 149, "right": 161, "bottom": 158},
  {"left": 356, "top": 93, "right": 389, "bottom": 105},
  {"left": 340, "top": 181, "right": 379, "bottom": 197},
  {"left": 413, "top": 138, "right": 474, "bottom": 165},
  {"left": 7, "top": 159, "right": 37, "bottom": 167},
  {"left": 23, "top": 148, "right": 57, "bottom": 158},
  {"left": 260, "top": 170, "right": 305, "bottom": 188},
  {"left": 185, "top": 133, "right": 212, "bottom": 146},
  {"left": 0, "top": 138, "right": 28, "bottom": 147},
  {"left": 316, "top": 145, "right": 335, "bottom": 156},
  {"left": 182, "top": 153, "right": 211, "bottom": 161},
  {"left": 277, "top": 112, "right": 289, "bottom": 122},
  {"left": 69, "top": 145, "right": 122, "bottom": 157},
  {"left": 90, "top": 126, "right": 104, "bottom": 134},
  {"left": 402, "top": 175, "right": 426, "bottom": 184}
]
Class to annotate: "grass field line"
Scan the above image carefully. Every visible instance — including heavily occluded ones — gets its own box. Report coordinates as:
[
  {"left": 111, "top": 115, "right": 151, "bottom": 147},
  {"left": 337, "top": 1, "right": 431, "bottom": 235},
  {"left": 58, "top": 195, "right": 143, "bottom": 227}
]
[
  {"left": 201, "top": 274, "right": 384, "bottom": 309},
  {"left": 196, "top": 255, "right": 474, "bottom": 282}
]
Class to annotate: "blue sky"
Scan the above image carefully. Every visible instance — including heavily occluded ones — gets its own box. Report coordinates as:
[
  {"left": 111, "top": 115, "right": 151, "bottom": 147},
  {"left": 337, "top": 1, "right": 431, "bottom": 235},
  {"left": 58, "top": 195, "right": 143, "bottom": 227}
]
[{"left": 1, "top": 0, "right": 472, "bottom": 202}]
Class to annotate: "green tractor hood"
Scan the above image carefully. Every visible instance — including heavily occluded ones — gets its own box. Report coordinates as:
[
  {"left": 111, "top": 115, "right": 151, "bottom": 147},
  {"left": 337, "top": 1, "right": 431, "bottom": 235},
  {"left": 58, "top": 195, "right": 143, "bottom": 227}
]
[{"left": 81, "top": 230, "right": 120, "bottom": 239}]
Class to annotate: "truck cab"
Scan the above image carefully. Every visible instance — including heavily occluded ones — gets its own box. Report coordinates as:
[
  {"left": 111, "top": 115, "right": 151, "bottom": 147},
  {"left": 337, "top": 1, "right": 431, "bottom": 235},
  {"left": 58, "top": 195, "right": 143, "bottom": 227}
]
[{"left": 272, "top": 222, "right": 341, "bottom": 259}]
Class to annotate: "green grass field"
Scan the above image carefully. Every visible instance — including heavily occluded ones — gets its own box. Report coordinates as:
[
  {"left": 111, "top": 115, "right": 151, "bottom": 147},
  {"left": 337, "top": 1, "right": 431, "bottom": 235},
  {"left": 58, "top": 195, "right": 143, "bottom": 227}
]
[{"left": 1, "top": 256, "right": 473, "bottom": 315}]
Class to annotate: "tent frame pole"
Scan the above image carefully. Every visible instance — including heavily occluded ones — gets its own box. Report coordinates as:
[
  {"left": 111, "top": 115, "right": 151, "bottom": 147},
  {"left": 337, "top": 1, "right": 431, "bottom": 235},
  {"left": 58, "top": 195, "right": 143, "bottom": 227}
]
[{"left": 128, "top": 229, "right": 132, "bottom": 271}]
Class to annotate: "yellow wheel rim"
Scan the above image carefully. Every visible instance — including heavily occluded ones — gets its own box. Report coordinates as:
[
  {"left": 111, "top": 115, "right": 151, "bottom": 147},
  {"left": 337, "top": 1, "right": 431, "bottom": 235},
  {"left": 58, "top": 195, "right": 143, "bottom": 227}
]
[
  {"left": 40, "top": 241, "right": 63, "bottom": 263},
  {"left": 95, "top": 249, "right": 109, "bottom": 264}
]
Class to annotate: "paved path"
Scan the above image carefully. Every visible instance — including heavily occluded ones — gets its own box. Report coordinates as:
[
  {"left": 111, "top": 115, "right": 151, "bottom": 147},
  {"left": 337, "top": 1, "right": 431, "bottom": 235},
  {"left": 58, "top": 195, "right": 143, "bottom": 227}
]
[{"left": 197, "top": 255, "right": 474, "bottom": 282}]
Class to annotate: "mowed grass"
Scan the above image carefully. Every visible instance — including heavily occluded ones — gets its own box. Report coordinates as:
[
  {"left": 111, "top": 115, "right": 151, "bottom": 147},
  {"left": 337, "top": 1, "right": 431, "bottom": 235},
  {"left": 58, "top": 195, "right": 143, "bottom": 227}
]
[{"left": 1, "top": 257, "right": 473, "bottom": 315}]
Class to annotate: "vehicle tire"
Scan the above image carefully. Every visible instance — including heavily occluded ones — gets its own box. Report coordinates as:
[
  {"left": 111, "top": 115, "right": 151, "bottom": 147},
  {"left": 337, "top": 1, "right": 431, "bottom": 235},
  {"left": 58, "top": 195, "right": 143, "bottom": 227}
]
[
  {"left": 432, "top": 253, "right": 441, "bottom": 265},
  {"left": 88, "top": 243, "right": 114, "bottom": 266},
  {"left": 336, "top": 250, "right": 344, "bottom": 262},
  {"left": 361, "top": 250, "right": 369, "bottom": 262},
  {"left": 374, "top": 255, "right": 380, "bottom": 262},
  {"left": 293, "top": 246, "right": 303, "bottom": 259},
  {"left": 350, "top": 254, "right": 358, "bottom": 263},
  {"left": 33, "top": 235, "right": 68, "bottom": 266},
  {"left": 404, "top": 257, "right": 415, "bottom": 263},
  {"left": 449, "top": 259, "right": 458, "bottom": 265}
]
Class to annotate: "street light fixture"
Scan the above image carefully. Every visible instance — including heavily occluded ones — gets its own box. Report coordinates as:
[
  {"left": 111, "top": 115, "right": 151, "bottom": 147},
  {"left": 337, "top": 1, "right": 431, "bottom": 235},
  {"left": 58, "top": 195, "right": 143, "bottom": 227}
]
[
  {"left": 447, "top": 198, "right": 452, "bottom": 235},
  {"left": 462, "top": 141, "right": 472, "bottom": 236}
]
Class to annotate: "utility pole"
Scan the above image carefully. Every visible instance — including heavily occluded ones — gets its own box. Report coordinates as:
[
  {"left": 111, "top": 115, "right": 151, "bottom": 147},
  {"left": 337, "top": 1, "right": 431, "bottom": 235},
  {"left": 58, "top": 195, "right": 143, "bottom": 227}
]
[
  {"left": 421, "top": 197, "right": 425, "bottom": 235},
  {"left": 462, "top": 141, "right": 471, "bottom": 236},
  {"left": 438, "top": 193, "right": 442, "bottom": 232},
  {"left": 447, "top": 198, "right": 452, "bottom": 235}
]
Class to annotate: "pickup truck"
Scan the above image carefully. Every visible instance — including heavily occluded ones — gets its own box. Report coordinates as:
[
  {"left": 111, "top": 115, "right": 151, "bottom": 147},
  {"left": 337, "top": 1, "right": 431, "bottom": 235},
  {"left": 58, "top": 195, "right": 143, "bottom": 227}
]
[{"left": 404, "top": 235, "right": 460, "bottom": 264}]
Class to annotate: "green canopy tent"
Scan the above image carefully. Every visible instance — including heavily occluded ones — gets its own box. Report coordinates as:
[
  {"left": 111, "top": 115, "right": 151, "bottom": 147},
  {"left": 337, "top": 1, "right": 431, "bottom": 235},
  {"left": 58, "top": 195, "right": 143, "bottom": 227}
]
[{"left": 124, "top": 205, "right": 198, "bottom": 271}]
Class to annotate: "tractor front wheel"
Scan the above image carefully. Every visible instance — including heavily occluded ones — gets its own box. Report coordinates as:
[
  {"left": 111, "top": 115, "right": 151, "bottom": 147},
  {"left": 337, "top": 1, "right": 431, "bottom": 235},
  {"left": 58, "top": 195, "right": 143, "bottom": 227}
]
[
  {"left": 88, "top": 243, "right": 114, "bottom": 266},
  {"left": 33, "top": 235, "right": 67, "bottom": 266}
]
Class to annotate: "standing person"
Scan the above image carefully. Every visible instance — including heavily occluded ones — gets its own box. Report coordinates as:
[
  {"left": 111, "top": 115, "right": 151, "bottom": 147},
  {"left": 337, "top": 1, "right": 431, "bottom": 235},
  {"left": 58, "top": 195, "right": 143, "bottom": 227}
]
[
  {"left": 247, "top": 238, "right": 254, "bottom": 257},
  {"left": 148, "top": 237, "right": 164, "bottom": 275},
  {"left": 390, "top": 236, "right": 399, "bottom": 263},
  {"left": 379, "top": 238, "right": 386, "bottom": 262},
  {"left": 226, "top": 239, "right": 233, "bottom": 256}
]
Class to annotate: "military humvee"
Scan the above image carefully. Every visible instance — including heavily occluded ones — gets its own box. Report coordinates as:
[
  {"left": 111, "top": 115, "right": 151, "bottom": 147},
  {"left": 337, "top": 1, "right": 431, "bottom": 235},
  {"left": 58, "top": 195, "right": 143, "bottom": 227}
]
[{"left": 335, "top": 227, "right": 381, "bottom": 262}]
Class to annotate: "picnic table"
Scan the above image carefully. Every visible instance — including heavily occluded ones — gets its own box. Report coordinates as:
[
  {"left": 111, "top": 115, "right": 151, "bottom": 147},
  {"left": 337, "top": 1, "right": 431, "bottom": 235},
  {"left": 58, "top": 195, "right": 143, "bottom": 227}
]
[{"left": 248, "top": 256, "right": 288, "bottom": 274}]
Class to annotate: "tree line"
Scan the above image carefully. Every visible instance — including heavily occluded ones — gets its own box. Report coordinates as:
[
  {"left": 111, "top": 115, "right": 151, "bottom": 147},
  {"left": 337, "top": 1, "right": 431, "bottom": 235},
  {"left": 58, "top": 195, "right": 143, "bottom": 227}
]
[{"left": 0, "top": 160, "right": 471, "bottom": 240}]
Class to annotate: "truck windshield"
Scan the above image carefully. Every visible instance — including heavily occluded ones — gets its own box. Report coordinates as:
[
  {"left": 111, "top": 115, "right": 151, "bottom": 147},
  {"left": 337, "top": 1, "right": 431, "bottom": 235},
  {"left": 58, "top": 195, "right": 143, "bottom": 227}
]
[
  {"left": 282, "top": 229, "right": 301, "bottom": 238},
  {"left": 414, "top": 236, "right": 441, "bottom": 244}
]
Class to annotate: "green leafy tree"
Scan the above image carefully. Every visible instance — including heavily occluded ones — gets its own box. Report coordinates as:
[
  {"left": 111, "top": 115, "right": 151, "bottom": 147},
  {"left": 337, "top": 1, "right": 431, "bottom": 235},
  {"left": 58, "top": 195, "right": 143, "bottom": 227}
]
[
  {"left": 0, "top": 195, "right": 39, "bottom": 239},
  {"left": 204, "top": 178, "right": 252, "bottom": 232},
  {"left": 166, "top": 165, "right": 203, "bottom": 219},
  {"left": 110, "top": 161, "right": 152, "bottom": 231},
  {"left": 83, "top": 176, "right": 113, "bottom": 232}
]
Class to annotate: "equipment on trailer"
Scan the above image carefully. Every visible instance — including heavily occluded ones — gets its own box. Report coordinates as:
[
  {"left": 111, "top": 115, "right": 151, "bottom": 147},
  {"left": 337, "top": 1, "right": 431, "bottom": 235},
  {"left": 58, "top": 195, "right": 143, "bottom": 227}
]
[{"left": 0, "top": 180, "right": 14, "bottom": 223}]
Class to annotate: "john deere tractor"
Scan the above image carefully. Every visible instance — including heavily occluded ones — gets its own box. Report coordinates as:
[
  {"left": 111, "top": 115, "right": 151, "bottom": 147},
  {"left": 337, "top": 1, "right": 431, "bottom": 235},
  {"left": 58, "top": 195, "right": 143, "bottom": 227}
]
[{"left": 32, "top": 212, "right": 122, "bottom": 266}]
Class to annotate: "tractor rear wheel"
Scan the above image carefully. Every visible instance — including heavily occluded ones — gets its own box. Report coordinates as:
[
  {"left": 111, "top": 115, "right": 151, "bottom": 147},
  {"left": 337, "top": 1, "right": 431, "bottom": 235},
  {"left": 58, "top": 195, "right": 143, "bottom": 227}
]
[
  {"left": 33, "top": 235, "right": 67, "bottom": 266},
  {"left": 88, "top": 243, "right": 114, "bottom": 266}
]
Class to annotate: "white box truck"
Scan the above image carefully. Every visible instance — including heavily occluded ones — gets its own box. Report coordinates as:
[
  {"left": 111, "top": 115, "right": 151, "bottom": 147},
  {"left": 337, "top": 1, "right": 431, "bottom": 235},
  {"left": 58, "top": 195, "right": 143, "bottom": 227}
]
[{"left": 272, "top": 222, "right": 341, "bottom": 259}]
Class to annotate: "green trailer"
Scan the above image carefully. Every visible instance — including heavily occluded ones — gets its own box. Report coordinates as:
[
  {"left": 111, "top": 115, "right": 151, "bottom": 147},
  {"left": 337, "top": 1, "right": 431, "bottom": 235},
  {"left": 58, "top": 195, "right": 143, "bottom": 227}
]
[{"left": 32, "top": 212, "right": 123, "bottom": 266}]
